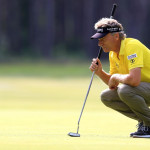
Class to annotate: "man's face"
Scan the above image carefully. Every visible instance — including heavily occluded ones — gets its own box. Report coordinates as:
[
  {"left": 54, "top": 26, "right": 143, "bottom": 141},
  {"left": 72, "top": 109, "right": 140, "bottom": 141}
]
[{"left": 98, "top": 33, "right": 117, "bottom": 53}]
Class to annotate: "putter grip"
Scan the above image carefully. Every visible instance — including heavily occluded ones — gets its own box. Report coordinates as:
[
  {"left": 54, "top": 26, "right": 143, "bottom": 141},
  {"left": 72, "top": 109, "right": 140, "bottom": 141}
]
[
  {"left": 96, "top": 47, "right": 103, "bottom": 65},
  {"left": 110, "top": 4, "right": 117, "bottom": 19}
]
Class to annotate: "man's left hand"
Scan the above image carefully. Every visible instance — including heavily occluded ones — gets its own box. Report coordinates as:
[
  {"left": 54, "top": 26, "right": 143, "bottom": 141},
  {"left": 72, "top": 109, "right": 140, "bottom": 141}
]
[{"left": 108, "top": 74, "right": 119, "bottom": 90}]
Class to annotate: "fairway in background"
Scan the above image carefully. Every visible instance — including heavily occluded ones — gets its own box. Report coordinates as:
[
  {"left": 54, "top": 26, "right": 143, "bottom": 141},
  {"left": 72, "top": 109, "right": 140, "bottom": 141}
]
[{"left": 0, "top": 60, "right": 110, "bottom": 78}]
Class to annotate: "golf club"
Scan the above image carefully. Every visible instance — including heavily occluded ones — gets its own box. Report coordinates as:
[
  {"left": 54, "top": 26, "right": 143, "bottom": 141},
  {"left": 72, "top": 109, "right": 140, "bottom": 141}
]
[{"left": 68, "top": 3, "right": 117, "bottom": 137}]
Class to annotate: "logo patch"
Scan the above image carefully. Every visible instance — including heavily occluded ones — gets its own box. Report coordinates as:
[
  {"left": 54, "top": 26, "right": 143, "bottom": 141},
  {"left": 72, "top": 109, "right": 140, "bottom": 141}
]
[
  {"left": 127, "top": 53, "right": 137, "bottom": 60},
  {"left": 115, "top": 62, "right": 119, "bottom": 68},
  {"left": 130, "top": 59, "right": 135, "bottom": 64}
]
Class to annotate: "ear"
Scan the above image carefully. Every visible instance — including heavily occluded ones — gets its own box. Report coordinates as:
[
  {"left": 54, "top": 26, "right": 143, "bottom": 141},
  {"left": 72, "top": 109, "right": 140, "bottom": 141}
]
[{"left": 115, "top": 33, "right": 120, "bottom": 40}]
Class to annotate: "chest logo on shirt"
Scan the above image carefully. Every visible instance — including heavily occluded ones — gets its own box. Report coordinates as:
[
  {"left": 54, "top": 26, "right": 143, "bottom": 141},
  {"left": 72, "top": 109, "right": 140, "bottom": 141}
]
[
  {"left": 127, "top": 53, "right": 137, "bottom": 60},
  {"left": 115, "top": 62, "right": 119, "bottom": 68}
]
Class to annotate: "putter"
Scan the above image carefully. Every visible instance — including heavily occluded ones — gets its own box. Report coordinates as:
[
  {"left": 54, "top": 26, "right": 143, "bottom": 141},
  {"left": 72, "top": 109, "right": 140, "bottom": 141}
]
[{"left": 68, "top": 3, "right": 117, "bottom": 137}]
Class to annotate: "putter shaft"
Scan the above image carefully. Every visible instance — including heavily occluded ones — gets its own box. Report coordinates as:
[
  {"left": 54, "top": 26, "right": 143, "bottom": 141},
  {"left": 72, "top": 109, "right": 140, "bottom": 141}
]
[{"left": 77, "top": 71, "right": 95, "bottom": 133}]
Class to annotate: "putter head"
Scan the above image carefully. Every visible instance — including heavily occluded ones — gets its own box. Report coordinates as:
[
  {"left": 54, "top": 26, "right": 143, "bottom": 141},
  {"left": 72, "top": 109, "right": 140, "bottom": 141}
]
[{"left": 68, "top": 132, "right": 80, "bottom": 137}]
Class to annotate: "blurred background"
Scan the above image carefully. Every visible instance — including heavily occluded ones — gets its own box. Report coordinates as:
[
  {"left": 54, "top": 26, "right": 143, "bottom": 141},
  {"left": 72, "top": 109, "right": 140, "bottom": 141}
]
[
  {"left": 1, "top": 1, "right": 150, "bottom": 148},
  {"left": 0, "top": 0, "right": 150, "bottom": 63},
  {"left": 1, "top": 1, "right": 150, "bottom": 149}
]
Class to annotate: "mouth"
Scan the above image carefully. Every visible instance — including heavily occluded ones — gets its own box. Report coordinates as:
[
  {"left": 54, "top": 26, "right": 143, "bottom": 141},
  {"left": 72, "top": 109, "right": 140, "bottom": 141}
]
[
  {"left": 98, "top": 43, "right": 108, "bottom": 51},
  {"left": 103, "top": 46, "right": 106, "bottom": 49},
  {"left": 102, "top": 46, "right": 109, "bottom": 52}
]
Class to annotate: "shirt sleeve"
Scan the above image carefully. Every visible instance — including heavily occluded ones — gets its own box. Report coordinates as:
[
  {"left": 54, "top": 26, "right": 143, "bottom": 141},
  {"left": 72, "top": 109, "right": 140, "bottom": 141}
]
[{"left": 126, "top": 44, "right": 143, "bottom": 70}]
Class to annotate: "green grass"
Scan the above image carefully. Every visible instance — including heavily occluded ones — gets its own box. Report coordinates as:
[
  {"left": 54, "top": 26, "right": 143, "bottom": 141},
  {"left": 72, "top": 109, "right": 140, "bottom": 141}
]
[
  {"left": 0, "top": 61, "right": 90, "bottom": 78},
  {"left": 0, "top": 62, "right": 149, "bottom": 150},
  {"left": 0, "top": 60, "right": 109, "bottom": 78}
]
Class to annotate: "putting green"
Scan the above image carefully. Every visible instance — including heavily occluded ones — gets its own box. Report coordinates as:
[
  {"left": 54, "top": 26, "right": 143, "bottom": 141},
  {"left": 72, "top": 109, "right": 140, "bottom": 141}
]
[{"left": 0, "top": 77, "right": 149, "bottom": 150}]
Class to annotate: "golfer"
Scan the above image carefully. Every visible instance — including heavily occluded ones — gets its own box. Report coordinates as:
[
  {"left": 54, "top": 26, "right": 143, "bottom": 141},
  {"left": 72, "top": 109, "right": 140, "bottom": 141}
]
[{"left": 90, "top": 18, "right": 150, "bottom": 138}]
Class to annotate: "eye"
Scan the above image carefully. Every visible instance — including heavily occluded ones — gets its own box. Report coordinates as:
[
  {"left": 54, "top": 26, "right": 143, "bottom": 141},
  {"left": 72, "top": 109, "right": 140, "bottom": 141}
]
[{"left": 99, "top": 37, "right": 104, "bottom": 41}]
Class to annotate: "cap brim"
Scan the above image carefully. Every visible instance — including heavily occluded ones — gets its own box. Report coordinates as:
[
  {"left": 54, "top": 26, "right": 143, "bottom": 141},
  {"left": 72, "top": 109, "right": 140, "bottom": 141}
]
[{"left": 91, "top": 32, "right": 108, "bottom": 39}]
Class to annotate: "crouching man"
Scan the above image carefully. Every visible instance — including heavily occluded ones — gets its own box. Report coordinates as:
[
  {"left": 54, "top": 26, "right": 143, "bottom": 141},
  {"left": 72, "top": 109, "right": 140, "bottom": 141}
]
[{"left": 90, "top": 17, "right": 150, "bottom": 138}]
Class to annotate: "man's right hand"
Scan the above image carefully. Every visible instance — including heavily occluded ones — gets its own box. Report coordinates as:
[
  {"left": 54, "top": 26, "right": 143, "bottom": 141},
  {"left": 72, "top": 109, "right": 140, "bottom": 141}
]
[{"left": 89, "top": 58, "right": 102, "bottom": 75}]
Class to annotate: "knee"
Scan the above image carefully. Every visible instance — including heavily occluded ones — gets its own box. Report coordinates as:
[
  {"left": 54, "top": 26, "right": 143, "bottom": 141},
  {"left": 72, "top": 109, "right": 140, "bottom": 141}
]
[
  {"left": 117, "top": 84, "right": 132, "bottom": 100},
  {"left": 100, "top": 90, "right": 107, "bottom": 103},
  {"left": 100, "top": 89, "right": 112, "bottom": 106}
]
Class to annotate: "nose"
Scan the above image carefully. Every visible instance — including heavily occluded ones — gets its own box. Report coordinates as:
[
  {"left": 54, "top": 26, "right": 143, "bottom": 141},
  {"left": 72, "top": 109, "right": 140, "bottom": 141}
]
[{"left": 98, "top": 38, "right": 104, "bottom": 46}]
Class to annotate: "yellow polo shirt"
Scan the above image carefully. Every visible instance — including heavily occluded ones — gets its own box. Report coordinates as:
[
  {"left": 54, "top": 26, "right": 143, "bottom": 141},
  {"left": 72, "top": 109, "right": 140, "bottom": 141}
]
[{"left": 109, "top": 38, "right": 150, "bottom": 82}]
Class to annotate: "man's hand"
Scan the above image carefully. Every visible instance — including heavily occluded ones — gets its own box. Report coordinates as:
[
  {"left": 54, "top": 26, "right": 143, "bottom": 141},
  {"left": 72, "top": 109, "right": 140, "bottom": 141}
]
[
  {"left": 108, "top": 74, "right": 119, "bottom": 90},
  {"left": 89, "top": 58, "right": 102, "bottom": 75}
]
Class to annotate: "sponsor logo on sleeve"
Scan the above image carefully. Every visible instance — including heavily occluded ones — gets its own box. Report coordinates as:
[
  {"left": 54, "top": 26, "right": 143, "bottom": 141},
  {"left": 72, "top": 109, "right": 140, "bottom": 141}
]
[{"left": 127, "top": 53, "right": 137, "bottom": 60}]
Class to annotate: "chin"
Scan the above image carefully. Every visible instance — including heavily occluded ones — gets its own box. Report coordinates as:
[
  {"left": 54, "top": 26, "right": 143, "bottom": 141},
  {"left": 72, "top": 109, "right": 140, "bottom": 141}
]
[{"left": 103, "top": 49, "right": 109, "bottom": 53}]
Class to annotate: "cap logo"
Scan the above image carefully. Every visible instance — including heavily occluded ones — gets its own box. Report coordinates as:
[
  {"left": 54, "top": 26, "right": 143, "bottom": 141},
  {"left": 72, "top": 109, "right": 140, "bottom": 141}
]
[
  {"left": 97, "top": 27, "right": 122, "bottom": 33},
  {"left": 97, "top": 28, "right": 104, "bottom": 32}
]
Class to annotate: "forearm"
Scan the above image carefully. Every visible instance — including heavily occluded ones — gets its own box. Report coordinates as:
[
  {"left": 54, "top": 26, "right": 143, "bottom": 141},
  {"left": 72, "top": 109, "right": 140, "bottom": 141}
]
[
  {"left": 96, "top": 69, "right": 111, "bottom": 85},
  {"left": 110, "top": 73, "right": 140, "bottom": 87}
]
